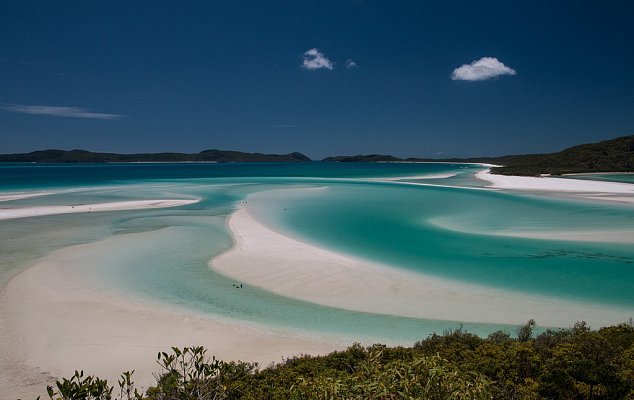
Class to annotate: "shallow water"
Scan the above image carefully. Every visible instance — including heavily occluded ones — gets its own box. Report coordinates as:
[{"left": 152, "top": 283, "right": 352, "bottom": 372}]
[
  {"left": 1, "top": 162, "right": 632, "bottom": 343},
  {"left": 249, "top": 184, "right": 634, "bottom": 307}
]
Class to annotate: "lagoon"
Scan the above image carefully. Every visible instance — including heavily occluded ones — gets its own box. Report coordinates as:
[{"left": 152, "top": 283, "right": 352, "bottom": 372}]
[{"left": 1, "top": 162, "right": 633, "bottom": 396}]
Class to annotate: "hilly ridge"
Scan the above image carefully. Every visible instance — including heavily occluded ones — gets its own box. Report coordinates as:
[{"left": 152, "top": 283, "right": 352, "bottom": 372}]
[
  {"left": 1, "top": 135, "right": 633, "bottom": 176},
  {"left": 0, "top": 149, "right": 310, "bottom": 163},
  {"left": 324, "top": 135, "right": 634, "bottom": 176}
]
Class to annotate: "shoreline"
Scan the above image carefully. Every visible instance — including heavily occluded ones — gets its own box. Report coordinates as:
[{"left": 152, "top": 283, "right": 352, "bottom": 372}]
[
  {"left": 211, "top": 205, "right": 631, "bottom": 327},
  {"left": 0, "top": 232, "right": 345, "bottom": 399},
  {"left": 475, "top": 169, "right": 634, "bottom": 203},
  {"left": 2, "top": 166, "right": 633, "bottom": 399}
]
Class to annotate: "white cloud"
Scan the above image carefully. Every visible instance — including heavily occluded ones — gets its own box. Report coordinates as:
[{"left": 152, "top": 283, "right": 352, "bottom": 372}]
[
  {"left": 451, "top": 57, "right": 516, "bottom": 81},
  {"left": 0, "top": 103, "right": 124, "bottom": 120},
  {"left": 345, "top": 59, "right": 358, "bottom": 70},
  {"left": 301, "top": 48, "right": 334, "bottom": 70}
]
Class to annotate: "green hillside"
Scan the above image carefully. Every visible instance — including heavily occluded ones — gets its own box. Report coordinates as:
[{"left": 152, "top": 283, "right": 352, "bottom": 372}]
[
  {"left": 486, "top": 135, "right": 634, "bottom": 176},
  {"left": 324, "top": 135, "right": 634, "bottom": 176},
  {"left": 3, "top": 135, "right": 634, "bottom": 175}
]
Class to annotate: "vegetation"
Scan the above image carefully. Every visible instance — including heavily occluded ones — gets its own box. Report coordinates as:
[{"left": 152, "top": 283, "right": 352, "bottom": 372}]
[
  {"left": 42, "top": 321, "right": 634, "bottom": 399},
  {"left": 3, "top": 135, "right": 633, "bottom": 175},
  {"left": 0, "top": 149, "right": 311, "bottom": 163},
  {"left": 485, "top": 135, "right": 634, "bottom": 176},
  {"left": 324, "top": 135, "right": 634, "bottom": 176}
]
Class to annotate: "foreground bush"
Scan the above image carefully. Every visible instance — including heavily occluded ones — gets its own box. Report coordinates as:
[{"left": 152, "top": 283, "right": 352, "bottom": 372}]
[{"left": 43, "top": 321, "right": 634, "bottom": 399}]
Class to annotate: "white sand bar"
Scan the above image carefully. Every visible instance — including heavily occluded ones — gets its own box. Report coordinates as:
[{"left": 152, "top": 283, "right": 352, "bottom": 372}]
[
  {"left": 369, "top": 172, "right": 459, "bottom": 181},
  {"left": 211, "top": 207, "right": 632, "bottom": 327},
  {"left": 0, "top": 199, "right": 200, "bottom": 220},
  {"left": 0, "top": 191, "right": 56, "bottom": 202},
  {"left": 476, "top": 169, "right": 634, "bottom": 199},
  {"left": 0, "top": 235, "right": 342, "bottom": 400}
]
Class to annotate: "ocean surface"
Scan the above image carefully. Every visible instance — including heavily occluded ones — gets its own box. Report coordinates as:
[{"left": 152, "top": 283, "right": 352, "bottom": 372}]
[{"left": 1, "top": 162, "right": 633, "bottom": 344}]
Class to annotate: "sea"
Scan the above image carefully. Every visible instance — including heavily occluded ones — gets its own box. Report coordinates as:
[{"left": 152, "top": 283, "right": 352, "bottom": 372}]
[{"left": 1, "top": 162, "right": 633, "bottom": 344}]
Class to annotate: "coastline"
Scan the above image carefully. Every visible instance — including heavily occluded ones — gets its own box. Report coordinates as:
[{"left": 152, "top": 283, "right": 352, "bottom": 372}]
[
  {"left": 475, "top": 169, "right": 634, "bottom": 203},
  {"left": 2, "top": 166, "right": 633, "bottom": 399},
  {"left": 211, "top": 205, "right": 631, "bottom": 326},
  {"left": 476, "top": 169, "right": 634, "bottom": 193},
  {"left": 0, "top": 233, "right": 345, "bottom": 400}
]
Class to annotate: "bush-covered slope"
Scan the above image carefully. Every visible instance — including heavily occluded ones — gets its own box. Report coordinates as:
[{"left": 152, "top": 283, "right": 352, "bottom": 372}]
[
  {"left": 323, "top": 135, "right": 634, "bottom": 176},
  {"left": 44, "top": 321, "right": 634, "bottom": 400},
  {"left": 488, "top": 135, "right": 634, "bottom": 176}
]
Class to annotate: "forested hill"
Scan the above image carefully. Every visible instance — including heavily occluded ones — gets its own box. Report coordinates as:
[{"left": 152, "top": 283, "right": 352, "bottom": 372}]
[
  {"left": 324, "top": 135, "right": 634, "bottom": 176},
  {"left": 3, "top": 135, "right": 633, "bottom": 174},
  {"left": 0, "top": 149, "right": 311, "bottom": 163},
  {"left": 485, "top": 135, "right": 634, "bottom": 175}
]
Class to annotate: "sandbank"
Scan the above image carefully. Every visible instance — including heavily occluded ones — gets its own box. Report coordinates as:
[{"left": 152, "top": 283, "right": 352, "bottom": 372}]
[
  {"left": 369, "top": 172, "right": 459, "bottom": 181},
  {"left": 428, "top": 217, "right": 634, "bottom": 244},
  {"left": 211, "top": 207, "right": 631, "bottom": 327},
  {"left": 0, "top": 235, "right": 343, "bottom": 400},
  {"left": 0, "top": 191, "right": 56, "bottom": 202},
  {"left": 0, "top": 199, "right": 200, "bottom": 221}
]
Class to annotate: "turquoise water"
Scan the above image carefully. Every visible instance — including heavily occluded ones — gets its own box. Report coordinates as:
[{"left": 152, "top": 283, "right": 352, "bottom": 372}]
[
  {"left": 1, "top": 162, "right": 633, "bottom": 343},
  {"left": 249, "top": 183, "right": 634, "bottom": 307}
]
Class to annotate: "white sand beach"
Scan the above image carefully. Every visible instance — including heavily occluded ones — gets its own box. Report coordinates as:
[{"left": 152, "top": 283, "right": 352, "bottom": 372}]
[
  {"left": 0, "top": 235, "right": 344, "bottom": 400},
  {"left": 0, "top": 199, "right": 200, "bottom": 221},
  {"left": 2, "top": 170, "right": 633, "bottom": 399},
  {"left": 211, "top": 207, "right": 631, "bottom": 327},
  {"left": 476, "top": 169, "right": 634, "bottom": 202}
]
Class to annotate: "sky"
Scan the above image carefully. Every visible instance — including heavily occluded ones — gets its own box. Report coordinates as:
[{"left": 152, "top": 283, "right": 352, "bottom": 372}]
[{"left": 1, "top": 1, "right": 634, "bottom": 159}]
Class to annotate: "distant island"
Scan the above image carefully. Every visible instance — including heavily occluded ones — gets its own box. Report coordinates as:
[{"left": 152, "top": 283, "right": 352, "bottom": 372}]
[
  {"left": 324, "top": 134, "right": 634, "bottom": 176},
  {"left": 0, "top": 149, "right": 310, "bottom": 163},
  {"left": 1, "top": 135, "right": 633, "bottom": 176}
]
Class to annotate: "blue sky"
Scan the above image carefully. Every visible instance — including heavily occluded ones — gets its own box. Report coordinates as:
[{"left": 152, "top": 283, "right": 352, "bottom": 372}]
[{"left": 1, "top": 1, "right": 633, "bottom": 159}]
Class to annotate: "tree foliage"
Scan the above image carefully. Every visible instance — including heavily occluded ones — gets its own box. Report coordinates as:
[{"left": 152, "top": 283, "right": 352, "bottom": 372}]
[{"left": 41, "top": 321, "right": 634, "bottom": 400}]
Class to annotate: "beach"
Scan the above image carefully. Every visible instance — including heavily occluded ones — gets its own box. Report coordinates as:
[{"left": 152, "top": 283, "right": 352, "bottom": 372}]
[
  {"left": 0, "top": 230, "right": 345, "bottom": 399},
  {"left": 212, "top": 206, "right": 631, "bottom": 327},
  {"left": 1, "top": 165, "right": 633, "bottom": 399},
  {"left": 0, "top": 196, "right": 339, "bottom": 398},
  {"left": 476, "top": 169, "right": 634, "bottom": 203}
]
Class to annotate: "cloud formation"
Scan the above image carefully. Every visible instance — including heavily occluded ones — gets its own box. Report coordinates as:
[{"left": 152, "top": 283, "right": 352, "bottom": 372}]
[
  {"left": 0, "top": 103, "right": 124, "bottom": 120},
  {"left": 345, "top": 59, "right": 358, "bottom": 70},
  {"left": 301, "top": 48, "right": 334, "bottom": 70},
  {"left": 451, "top": 57, "right": 516, "bottom": 81}
]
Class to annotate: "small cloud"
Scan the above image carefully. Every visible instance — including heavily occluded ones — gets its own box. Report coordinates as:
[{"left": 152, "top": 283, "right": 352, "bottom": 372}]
[
  {"left": 0, "top": 103, "right": 124, "bottom": 120},
  {"left": 301, "top": 48, "right": 334, "bottom": 70},
  {"left": 451, "top": 57, "right": 516, "bottom": 81},
  {"left": 345, "top": 59, "right": 358, "bottom": 70}
]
